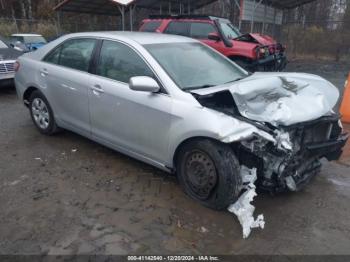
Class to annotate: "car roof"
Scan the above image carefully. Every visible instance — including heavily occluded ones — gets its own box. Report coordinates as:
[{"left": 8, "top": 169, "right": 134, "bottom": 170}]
[
  {"left": 147, "top": 15, "right": 230, "bottom": 23},
  {"left": 62, "top": 31, "right": 197, "bottom": 45},
  {"left": 11, "top": 34, "right": 43, "bottom": 37}
]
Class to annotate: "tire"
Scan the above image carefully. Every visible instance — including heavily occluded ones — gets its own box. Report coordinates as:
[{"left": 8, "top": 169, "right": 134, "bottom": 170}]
[
  {"left": 176, "top": 139, "right": 242, "bottom": 210},
  {"left": 29, "top": 90, "right": 60, "bottom": 135}
]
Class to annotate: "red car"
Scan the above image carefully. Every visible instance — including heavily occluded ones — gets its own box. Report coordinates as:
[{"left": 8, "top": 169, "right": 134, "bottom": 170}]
[{"left": 140, "top": 15, "right": 287, "bottom": 72}]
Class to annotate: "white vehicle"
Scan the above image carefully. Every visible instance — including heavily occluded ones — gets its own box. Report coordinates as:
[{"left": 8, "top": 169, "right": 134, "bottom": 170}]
[
  {"left": 0, "top": 36, "right": 22, "bottom": 85},
  {"left": 10, "top": 34, "right": 47, "bottom": 52},
  {"left": 15, "top": 32, "right": 348, "bottom": 209}
]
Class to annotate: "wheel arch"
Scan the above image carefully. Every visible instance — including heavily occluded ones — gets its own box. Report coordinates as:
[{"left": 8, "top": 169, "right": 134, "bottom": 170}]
[
  {"left": 23, "top": 86, "right": 40, "bottom": 106},
  {"left": 172, "top": 136, "right": 227, "bottom": 173}
]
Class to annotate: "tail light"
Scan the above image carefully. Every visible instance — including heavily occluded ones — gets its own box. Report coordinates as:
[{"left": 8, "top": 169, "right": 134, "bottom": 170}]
[{"left": 14, "top": 61, "right": 20, "bottom": 72}]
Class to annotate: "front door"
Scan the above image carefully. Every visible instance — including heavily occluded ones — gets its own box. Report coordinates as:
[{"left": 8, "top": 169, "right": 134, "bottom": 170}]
[{"left": 89, "top": 40, "right": 173, "bottom": 164}]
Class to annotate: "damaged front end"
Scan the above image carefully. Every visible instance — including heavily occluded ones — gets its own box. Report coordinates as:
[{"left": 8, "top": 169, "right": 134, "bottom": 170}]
[
  {"left": 235, "top": 33, "right": 287, "bottom": 72},
  {"left": 192, "top": 75, "right": 348, "bottom": 193},
  {"left": 237, "top": 116, "right": 348, "bottom": 192}
]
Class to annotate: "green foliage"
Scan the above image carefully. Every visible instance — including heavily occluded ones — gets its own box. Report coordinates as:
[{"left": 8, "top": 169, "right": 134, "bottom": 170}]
[{"left": 0, "top": 21, "right": 17, "bottom": 37}]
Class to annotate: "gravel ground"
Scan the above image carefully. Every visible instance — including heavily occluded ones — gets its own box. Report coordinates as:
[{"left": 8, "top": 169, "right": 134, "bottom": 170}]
[{"left": 0, "top": 60, "right": 349, "bottom": 255}]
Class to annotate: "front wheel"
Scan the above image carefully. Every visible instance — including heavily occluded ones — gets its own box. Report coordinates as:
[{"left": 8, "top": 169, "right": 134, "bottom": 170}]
[
  {"left": 176, "top": 139, "right": 242, "bottom": 210},
  {"left": 29, "top": 90, "right": 60, "bottom": 135}
]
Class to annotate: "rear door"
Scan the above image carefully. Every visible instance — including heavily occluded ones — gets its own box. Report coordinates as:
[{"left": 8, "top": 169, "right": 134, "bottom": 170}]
[{"left": 41, "top": 38, "right": 97, "bottom": 135}]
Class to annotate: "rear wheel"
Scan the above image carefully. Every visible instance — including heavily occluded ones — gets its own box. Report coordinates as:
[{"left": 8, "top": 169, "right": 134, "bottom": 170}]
[
  {"left": 176, "top": 139, "right": 242, "bottom": 210},
  {"left": 29, "top": 90, "right": 59, "bottom": 135}
]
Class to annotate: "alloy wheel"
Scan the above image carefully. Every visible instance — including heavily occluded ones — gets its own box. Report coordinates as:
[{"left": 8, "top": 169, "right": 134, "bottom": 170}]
[{"left": 32, "top": 98, "right": 50, "bottom": 130}]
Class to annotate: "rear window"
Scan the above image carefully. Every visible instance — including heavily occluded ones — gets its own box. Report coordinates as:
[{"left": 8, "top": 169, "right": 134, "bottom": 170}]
[
  {"left": 24, "top": 36, "right": 47, "bottom": 44},
  {"left": 141, "top": 21, "right": 162, "bottom": 32},
  {"left": 164, "top": 22, "right": 189, "bottom": 37}
]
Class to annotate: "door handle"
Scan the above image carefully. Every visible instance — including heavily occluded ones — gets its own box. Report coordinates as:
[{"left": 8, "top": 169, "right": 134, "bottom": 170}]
[
  {"left": 40, "top": 68, "right": 49, "bottom": 76},
  {"left": 91, "top": 84, "right": 105, "bottom": 95}
]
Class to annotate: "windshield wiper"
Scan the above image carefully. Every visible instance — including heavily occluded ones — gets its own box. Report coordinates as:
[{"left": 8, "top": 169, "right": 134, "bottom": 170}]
[
  {"left": 183, "top": 84, "right": 215, "bottom": 91},
  {"left": 224, "top": 77, "right": 247, "bottom": 84}
]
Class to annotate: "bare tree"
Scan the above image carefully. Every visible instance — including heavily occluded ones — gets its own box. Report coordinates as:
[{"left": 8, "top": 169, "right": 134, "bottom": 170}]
[{"left": 26, "top": 0, "right": 32, "bottom": 19}]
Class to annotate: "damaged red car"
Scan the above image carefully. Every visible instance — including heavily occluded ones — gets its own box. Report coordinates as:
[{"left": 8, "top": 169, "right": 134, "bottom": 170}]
[{"left": 140, "top": 15, "right": 287, "bottom": 72}]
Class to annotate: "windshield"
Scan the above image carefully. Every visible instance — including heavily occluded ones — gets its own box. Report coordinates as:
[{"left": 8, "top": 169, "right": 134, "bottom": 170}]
[
  {"left": 220, "top": 22, "right": 241, "bottom": 39},
  {"left": 12, "top": 35, "right": 46, "bottom": 44},
  {"left": 0, "top": 40, "right": 8, "bottom": 48},
  {"left": 144, "top": 43, "right": 247, "bottom": 90},
  {"left": 24, "top": 36, "right": 47, "bottom": 44}
]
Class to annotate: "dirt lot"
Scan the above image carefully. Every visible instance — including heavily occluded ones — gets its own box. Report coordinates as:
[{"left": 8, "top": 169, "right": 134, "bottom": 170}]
[{"left": 0, "top": 60, "right": 350, "bottom": 255}]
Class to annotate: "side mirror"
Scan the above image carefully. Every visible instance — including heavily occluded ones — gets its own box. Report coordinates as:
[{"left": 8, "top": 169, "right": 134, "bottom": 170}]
[
  {"left": 208, "top": 33, "right": 221, "bottom": 41},
  {"left": 129, "top": 76, "right": 160, "bottom": 93}
]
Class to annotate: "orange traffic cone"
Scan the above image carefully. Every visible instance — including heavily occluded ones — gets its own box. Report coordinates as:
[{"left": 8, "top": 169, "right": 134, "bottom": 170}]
[{"left": 340, "top": 73, "right": 350, "bottom": 124}]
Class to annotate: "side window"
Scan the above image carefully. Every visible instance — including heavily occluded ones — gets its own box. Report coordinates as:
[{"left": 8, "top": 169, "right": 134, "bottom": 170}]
[
  {"left": 12, "top": 36, "right": 24, "bottom": 43},
  {"left": 141, "top": 21, "right": 162, "bottom": 32},
  {"left": 190, "top": 23, "right": 216, "bottom": 39},
  {"left": 96, "top": 40, "right": 154, "bottom": 83},
  {"left": 59, "top": 39, "right": 96, "bottom": 72},
  {"left": 164, "top": 22, "right": 189, "bottom": 36},
  {"left": 44, "top": 46, "right": 61, "bottom": 64}
]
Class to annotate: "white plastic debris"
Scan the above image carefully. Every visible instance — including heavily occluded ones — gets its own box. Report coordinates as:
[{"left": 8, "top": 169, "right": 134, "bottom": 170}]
[{"left": 228, "top": 166, "right": 265, "bottom": 239}]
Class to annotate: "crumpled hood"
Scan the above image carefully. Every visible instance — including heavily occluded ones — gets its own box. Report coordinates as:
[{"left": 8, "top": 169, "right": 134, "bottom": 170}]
[
  {"left": 191, "top": 72, "right": 339, "bottom": 127},
  {"left": 238, "top": 33, "right": 276, "bottom": 45},
  {"left": 249, "top": 33, "right": 276, "bottom": 45}
]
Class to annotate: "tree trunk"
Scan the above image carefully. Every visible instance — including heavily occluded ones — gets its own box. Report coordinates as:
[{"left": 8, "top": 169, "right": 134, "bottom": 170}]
[
  {"left": 20, "top": 0, "right": 27, "bottom": 19},
  {"left": 26, "top": 0, "right": 32, "bottom": 20}
]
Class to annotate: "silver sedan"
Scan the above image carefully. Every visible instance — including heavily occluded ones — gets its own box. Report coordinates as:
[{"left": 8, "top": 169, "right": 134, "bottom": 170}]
[{"left": 15, "top": 32, "right": 347, "bottom": 210}]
